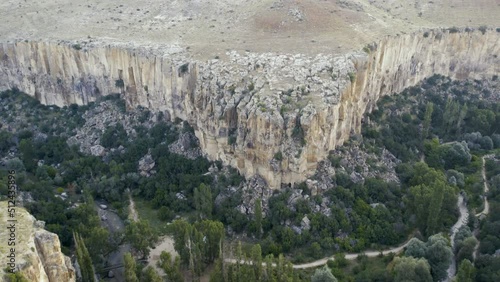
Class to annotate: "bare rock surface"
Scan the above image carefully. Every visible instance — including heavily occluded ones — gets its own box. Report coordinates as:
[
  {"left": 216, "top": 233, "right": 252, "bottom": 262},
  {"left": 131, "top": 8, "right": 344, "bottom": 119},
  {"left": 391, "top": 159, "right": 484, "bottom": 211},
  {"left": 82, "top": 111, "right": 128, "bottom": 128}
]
[
  {"left": 168, "top": 132, "right": 203, "bottom": 159},
  {"left": 0, "top": 201, "right": 75, "bottom": 282},
  {"left": 0, "top": 0, "right": 499, "bottom": 190},
  {"left": 138, "top": 153, "right": 156, "bottom": 177}
]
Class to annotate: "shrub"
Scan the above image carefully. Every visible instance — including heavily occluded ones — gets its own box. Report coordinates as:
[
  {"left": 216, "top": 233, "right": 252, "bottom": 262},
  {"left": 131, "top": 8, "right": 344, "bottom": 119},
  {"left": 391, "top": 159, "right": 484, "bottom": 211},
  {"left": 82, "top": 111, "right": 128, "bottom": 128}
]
[
  {"left": 228, "top": 135, "right": 237, "bottom": 145},
  {"left": 178, "top": 63, "right": 189, "bottom": 74},
  {"left": 348, "top": 72, "right": 356, "bottom": 83},
  {"left": 72, "top": 44, "right": 82, "bottom": 50},
  {"left": 423, "top": 31, "right": 430, "bottom": 38},
  {"left": 115, "top": 79, "right": 124, "bottom": 88},
  {"left": 158, "top": 206, "right": 175, "bottom": 222},
  {"left": 274, "top": 151, "right": 283, "bottom": 161},
  {"left": 448, "top": 27, "right": 460, "bottom": 33},
  {"left": 478, "top": 25, "right": 488, "bottom": 35},
  {"left": 292, "top": 122, "right": 306, "bottom": 146}
]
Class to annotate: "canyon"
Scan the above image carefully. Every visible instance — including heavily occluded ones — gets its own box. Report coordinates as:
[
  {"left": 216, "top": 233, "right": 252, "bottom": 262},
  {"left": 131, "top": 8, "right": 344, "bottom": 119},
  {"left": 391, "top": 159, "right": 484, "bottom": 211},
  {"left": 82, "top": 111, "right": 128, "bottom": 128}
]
[
  {"left": 1, "top": 1, "right": 499, "bottom": 281},
  {"left": 1, "top": 29, "right": 499, "bottom": 188}
]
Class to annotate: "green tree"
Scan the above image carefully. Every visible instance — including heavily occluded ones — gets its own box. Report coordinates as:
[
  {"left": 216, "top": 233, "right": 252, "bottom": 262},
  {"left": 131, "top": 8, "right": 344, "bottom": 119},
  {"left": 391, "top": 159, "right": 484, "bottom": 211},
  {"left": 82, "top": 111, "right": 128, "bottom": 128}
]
[
  {"left": 0, "top": 130, "right": 13, "bottom": 153},
  {"left": 409, "top": 184, "right": 433, "bottom": 233},
  {"left": 405, "top": 238, "right": 427, "bottom": 258},
  {"left": 426, "top": 180, "right": 445, "bottom": 236},
  {"left": 158, "top": 251, "right": 183, "bottom": 282},
  {"left": 311, "top": 265, "right": 338, "bottom": 282},
  {"left": 454, "top": 226, "right": 472, "bottom": 249},
  {"left": 255, "top": 199, "right": 263, "bottom": 238},
  {"left": 125, "top": 220, "right": 158, "bottom": 259},
  {"left": 425, "top": 234, "right": 453, "bottom": 282},
  {"left": 19, "top": 139, "right": 36, "bottom": 172},
  {"left": 393, "top": 257, "right": 432, "bottom": 282},
  {"left": 456, "top": 237, "right": 478, "bottom": 263},
  {"left": 6, "top": 158, "right": 25, "bottom": 172},
  {"left": 250, "top": 244, "right": 263, "bottom": 280},
  {"left": 74, "top": 232, "right": 96, "bottom": 282},
  {"left": 422, "top": 102, "right": 434, "bottom": 140},
  {"left": 407, "top": 163, "right": 456, "bottom": 235},
  {"left": 456, "top": 259, "right": 475, "bottom": 282},
  {"left": 141, "top": 266, "right": 162, "bottom": 282},
  {"left": 124, "top": 252, "right": 139, "bottom": 282},
  {"left": 194, "top": 220, "right": 225, "bottom": 263},
  {"left": 172, "top": 220, "right": 192, "bottom": 264},
  {"left": 194, "top": 183, "right": 213, "bottom": 219},
  {"left": 209, "top": 259, "right": 225, "bottom": 282},
  {"left": 85, "top": 226, "right": 116, "bottom": 263}
]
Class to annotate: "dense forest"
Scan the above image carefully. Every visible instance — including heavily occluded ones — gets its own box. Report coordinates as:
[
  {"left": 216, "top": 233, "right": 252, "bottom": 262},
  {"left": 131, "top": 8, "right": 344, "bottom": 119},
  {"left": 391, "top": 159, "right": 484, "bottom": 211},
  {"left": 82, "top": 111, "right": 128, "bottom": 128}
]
[{"left": 0, "top": 74, "right": 499, "bottom": 281}]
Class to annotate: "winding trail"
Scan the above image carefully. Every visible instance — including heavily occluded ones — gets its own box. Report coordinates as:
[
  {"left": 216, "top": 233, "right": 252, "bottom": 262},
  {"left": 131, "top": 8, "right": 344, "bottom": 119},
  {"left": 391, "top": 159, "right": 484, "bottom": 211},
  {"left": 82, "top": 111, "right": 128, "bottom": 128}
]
[
  {"left": 445, "top": 195, "right": 469, "bottom": 281},
  {"left": 225, "top": 239, "right": 412, "bottom": 269},
  {"left": 129, "top": 194, "right": 139, "bottom": 222},
  {"left": 475, "top": 155, "right": 493, "bottom": 217},
  {"left": 472, "top": 154, "right": 494, "bottom": 261},
  {"left": 292, "top": 241, "right": 411, "bottom": 269}
]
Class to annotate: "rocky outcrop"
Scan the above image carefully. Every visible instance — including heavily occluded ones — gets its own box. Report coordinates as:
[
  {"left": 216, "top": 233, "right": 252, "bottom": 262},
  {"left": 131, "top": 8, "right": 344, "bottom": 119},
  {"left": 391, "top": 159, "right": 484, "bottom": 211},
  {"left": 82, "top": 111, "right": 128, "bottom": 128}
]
[
  {"left": 0, "top": 202, "right": 75, "bottom": 282},
  {"left": 138, "top": 153, "right": 156, "bottom": 177},
  {"left": 1, "top": 29, "right": 498, "bottom": 188}
]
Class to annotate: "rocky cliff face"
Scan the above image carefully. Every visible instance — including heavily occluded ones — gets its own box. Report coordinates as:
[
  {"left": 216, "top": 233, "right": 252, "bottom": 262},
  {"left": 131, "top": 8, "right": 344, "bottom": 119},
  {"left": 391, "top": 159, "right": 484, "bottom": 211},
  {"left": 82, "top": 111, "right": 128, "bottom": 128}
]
[
  {"left": 0, "top": 202, "right": 76, "bottom": 282},
  {"left": 1, "top": 29, "right": 498, "bottom": 188}
]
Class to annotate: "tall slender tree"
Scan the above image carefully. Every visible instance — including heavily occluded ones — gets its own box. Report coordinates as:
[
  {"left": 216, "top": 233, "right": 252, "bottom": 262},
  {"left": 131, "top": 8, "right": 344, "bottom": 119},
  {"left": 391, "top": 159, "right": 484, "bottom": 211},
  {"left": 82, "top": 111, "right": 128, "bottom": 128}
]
[
  {"left": 194, "top": 183, "right": 213, "bottom": 219},
  {"left": 123, "top": 252, "right": 139, "bottom": 282},
  {"left": 73, "top": 232, "right": 96, "bottom": 282},
  {"left": 255, "top": 199, "right": 263, "bottom": 238},
  {"left": 422, "top": 102, "right": 434, "bottom": 141}
]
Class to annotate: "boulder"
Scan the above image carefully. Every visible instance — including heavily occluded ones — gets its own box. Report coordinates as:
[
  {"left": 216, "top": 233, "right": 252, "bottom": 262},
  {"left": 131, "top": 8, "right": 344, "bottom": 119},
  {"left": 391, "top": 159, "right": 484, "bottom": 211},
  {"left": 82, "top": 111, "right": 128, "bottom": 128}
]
[{"left": 90, "top": 145, "right": 106, "bottom": 157}]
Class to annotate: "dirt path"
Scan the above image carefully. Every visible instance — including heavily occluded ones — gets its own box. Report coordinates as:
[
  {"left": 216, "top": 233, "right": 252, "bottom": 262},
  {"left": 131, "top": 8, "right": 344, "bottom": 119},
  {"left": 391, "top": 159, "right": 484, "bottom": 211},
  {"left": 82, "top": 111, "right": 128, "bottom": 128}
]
[
  {"left": 292, "top": 241, "right": 411, "bottom": 269},
  {"left": 146, "top": 236, "right": 178, "bottom": 274},
  {"left": 445, "top": 195, "right": 469, "bottom": 281},
  {"left": 475, "top": 155, "right": 493, "bottom": 217},
  {"left": 472, "top": 154, "right": 495, "bottom": 261},
  {"left": 129, "top": 194, "right": 139, "bottom": 222},
  {"left": 224, "top": 239, "right": 411, "bottom": 269}
]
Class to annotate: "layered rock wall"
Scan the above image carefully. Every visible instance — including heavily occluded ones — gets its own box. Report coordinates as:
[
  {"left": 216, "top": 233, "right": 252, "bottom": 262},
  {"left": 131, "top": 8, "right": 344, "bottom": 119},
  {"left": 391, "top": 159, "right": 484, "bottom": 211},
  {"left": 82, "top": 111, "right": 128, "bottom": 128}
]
[{"left": 1, "top": 30, "right": 498, "bottom": 188}]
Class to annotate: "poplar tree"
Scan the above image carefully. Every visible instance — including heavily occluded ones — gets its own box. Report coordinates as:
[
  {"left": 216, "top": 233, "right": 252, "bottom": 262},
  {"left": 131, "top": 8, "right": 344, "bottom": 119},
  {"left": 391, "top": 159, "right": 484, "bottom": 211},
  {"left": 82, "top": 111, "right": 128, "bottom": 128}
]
[
  {"left": 422, "top": 102, "right": 434, "bottom": 141},
  {"left": 250, "top": 244, "right": 263, "bottom": 280},
  {"left": 426, "top": 181, "right": 445, "bottom": 236},
  {"left": 456, "top": 259, "right": 475, "bottom": 282},
  {"left": 158, "top": 251, "right": 183, "bottom": 282},
  {"left": 194, "top": 183, "right": 213, "bottom": 219},
  {"left": 123, "top": 252, "right": 139, "bottom": 282},
  {"left": 141, "top": 267, "right": 162, "bottom": 282},
  {"left": 255, "top": 199, "right": 263, "bottom": 238},
  {"left": 73, "top": 232, "right": 96, "bottom": 282}
]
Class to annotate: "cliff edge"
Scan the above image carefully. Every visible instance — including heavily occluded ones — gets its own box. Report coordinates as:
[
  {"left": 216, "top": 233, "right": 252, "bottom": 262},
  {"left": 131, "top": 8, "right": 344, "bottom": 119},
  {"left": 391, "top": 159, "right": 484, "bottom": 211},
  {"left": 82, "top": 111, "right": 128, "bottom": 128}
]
[
  {"left": 0, "top": 201, "right": 75, "bottom": 282},
  {"left": 1, "top": 29, "right": 498, "bottom": 188}
]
